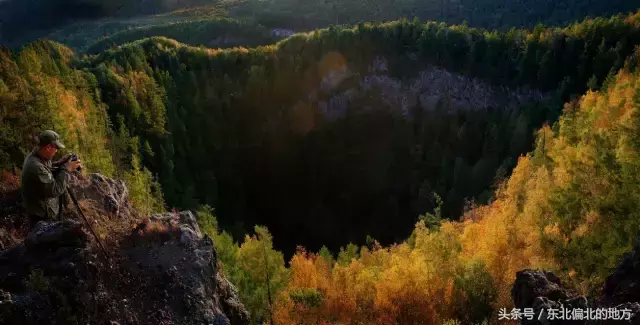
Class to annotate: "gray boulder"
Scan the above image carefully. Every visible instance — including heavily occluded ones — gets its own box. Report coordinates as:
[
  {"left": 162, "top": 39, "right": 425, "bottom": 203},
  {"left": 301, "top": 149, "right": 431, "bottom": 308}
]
[{"left": 512, "top": 236, "right": 640, "bottom": 325}]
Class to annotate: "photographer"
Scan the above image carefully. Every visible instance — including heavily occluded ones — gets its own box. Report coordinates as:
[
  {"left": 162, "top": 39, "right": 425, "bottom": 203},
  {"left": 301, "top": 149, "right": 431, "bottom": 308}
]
[{"left": 20, "top": 130, "right": 82, "bottom": 229}]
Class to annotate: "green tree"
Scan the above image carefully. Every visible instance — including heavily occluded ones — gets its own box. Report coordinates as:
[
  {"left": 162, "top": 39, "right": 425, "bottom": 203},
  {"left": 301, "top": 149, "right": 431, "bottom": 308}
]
[
  {"left": 453, "top": 259, "right": 497, "bottom": 324},
  {"left": 337, "top": 243, "right": 360, "bottom": 266},
  {"left": 123, "top": 137, "right": 165, "bottom": 216},
  {"left": 236, "top": 226, "right": 290, "bottom": 324}
]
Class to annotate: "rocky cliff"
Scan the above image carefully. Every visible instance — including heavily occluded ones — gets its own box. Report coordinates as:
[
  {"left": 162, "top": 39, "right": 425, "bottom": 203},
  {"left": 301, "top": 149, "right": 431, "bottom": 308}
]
[
  {"left": 0, "top": 173, "right": 249, "bottom": 325},
  {"left": 314, "top": 56, "right": 547, "bottom": 119},
  {"left": 511, "top": 238, "right": 640, "bottom": 325}
]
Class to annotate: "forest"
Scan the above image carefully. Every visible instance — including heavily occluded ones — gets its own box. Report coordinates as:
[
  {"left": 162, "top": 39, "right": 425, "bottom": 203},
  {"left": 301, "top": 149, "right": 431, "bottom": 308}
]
[
  {"left": 1, "top": 0, "right": 638, "bottom": 49},
  {"left": 78, "top": 11, "right": 640, "bottom": 257},
  {"left": 2, "top": 4, "right": 640, "bottom": 325},
  {"left": 85, "top": 18, "right": 279, "bottom": 54}
]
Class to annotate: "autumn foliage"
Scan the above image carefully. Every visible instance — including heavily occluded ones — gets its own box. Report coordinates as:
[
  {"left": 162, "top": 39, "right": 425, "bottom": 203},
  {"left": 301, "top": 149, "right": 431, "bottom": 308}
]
[
  {"left": 269, "top": 51, "right": 640, "bottom": 324},
  {"left": 0, "top": 170, "right": 20, "bottom": 195},
  {"left": 3, "top": 9, "right": 640, "bottom": 325}
]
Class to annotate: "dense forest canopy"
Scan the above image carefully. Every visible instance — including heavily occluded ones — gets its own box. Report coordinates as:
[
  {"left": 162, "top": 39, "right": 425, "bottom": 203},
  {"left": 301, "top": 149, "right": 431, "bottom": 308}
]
[
  {"left": 1, "top": 0, "right": 638, "bottom": 49},
  {"left": 2, "top": 10, "right": 640, "bottom": 258},
  {"left": 84, "top": 18, "right": 280, "bottom": 54},
  {"left": 241, "top": 0, "right": 639, "bottom": 30},
  {"left": 3, "top": 3, "right": 640, "bottom": 324},
  {"left": 77, "top": 11, "right": 640, "bottom": 257},
  {"left": 267, "top": 48, "right": 640, "bottom": 324}
]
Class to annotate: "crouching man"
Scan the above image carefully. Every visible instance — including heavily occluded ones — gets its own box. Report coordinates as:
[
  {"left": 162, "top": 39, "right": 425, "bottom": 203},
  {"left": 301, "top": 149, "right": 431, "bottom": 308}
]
[{"left": 20, "top": 130, "right": 82, "bottom": 229}]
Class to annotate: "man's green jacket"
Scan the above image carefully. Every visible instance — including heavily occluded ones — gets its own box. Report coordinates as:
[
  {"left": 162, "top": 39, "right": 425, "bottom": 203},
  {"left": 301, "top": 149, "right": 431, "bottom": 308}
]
[{"left": 20, "top": 148, "right": 69, "bottom": 220}]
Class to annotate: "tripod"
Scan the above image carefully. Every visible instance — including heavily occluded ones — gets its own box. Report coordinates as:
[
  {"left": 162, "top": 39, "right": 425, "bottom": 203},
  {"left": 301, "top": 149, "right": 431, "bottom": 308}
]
[{"left": 67, "top": 188, "right": 109, "bottom": 259}]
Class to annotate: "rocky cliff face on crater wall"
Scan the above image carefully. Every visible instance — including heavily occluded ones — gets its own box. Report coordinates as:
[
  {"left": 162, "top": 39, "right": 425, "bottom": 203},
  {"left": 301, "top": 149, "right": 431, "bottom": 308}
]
[
  {"left": 315, "top": 56, "right": 547, "bottom": 119},
  {"left": 0, "top": 173, "right": 249, "bottom": 325}
]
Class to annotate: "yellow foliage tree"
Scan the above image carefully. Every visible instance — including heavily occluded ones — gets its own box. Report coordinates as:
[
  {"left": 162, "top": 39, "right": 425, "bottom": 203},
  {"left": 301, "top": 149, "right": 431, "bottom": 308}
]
[{"left": 274, "top": 49, "right": 640, "bottom": 325}]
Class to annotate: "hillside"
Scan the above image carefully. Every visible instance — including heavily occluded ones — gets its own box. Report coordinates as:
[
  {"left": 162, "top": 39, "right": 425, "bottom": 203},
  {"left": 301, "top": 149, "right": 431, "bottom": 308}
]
[
  {"left": 271, "top": 48, "right": 640, "bottom": 323},
  {"left": 231, "top": 0, "right": 639, "bottom": 30},
  {"left": 84, "top": 18, "right": 280, "bottom": 54},
  {"left": 3, "top": 11, "right": 640, "bottom": 256},
  {"left": 80, "top": 11, "right": 640, "bottom": 256},
  {"left": 2, "top": 8, "right": 640, "bottom": 325},
  {"left": 1, "top": 0, "right": 638, "bottom": 51}
]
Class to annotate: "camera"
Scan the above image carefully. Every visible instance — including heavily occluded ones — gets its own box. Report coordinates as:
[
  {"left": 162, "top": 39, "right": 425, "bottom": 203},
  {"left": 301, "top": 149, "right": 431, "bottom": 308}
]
[{"left": 71, "top": 153, "right": 82, "bottom": 171}]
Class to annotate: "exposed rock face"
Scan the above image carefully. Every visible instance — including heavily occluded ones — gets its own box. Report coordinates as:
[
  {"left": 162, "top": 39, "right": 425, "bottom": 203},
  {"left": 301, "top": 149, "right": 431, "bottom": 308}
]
[
  {"left": 603, "top": 237, "right": 640, "bottom": 305},
  {"left": 70, "top": 173, "right": 132, "bottom": 219},
  {"left": 0, "top": 173, "right": 249, "bottom": 325},
  {"left": 216, "top": 273, "right": 250, "bottom": 325},
  {"left": 316, "top": 56, "right": 547, "bottom": 119},
  {"left": 271, "top": 28, "right": 294, "bottom": 37},
  {"left": 0, "top": 220, "right": 90, "bottom": 324},
  {"left": 511, "top": 238, "right": 640, "bottom": 325},
  {"left": 512, "top": 270, "right": 572, "bottom": 311}
]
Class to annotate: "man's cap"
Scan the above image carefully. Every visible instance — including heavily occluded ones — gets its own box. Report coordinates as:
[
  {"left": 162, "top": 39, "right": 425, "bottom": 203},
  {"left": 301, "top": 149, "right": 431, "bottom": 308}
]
[{"left": 39, "top": 130, "right": 65, "bottom": 149}]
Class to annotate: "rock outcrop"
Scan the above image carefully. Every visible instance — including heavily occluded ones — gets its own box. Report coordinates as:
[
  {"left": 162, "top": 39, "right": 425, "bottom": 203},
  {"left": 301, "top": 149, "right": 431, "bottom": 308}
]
[
  {"left": 70, "top": 173, "right": 132, "bottom": 219},
  {"left": 511, "top": 237, "right": 640, "bottom": 325},
  {"left": 315, "top": 56, "right": 547, "bottom": 119},
  {"left": 603, "top": 238, "right": 640, "bottom": 306},
  {"left": 0, "top": 173, "right": 249, "bottom": 325}
]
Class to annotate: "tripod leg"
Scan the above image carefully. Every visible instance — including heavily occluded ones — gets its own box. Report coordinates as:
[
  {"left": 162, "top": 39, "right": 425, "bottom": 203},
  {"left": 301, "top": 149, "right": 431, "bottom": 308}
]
[
  {"left": 67, "top": 189, "right": 110, "bottom": 259},
  {"left": 57, "top": 195, "right": 64, "bottom": 221}
]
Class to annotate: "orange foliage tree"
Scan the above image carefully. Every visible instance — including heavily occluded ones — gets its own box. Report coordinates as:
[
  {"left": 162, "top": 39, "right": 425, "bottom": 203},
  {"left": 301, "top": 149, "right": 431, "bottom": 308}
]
[{"left": 273, "top": 49, "right": 640, "bottom": 325}]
